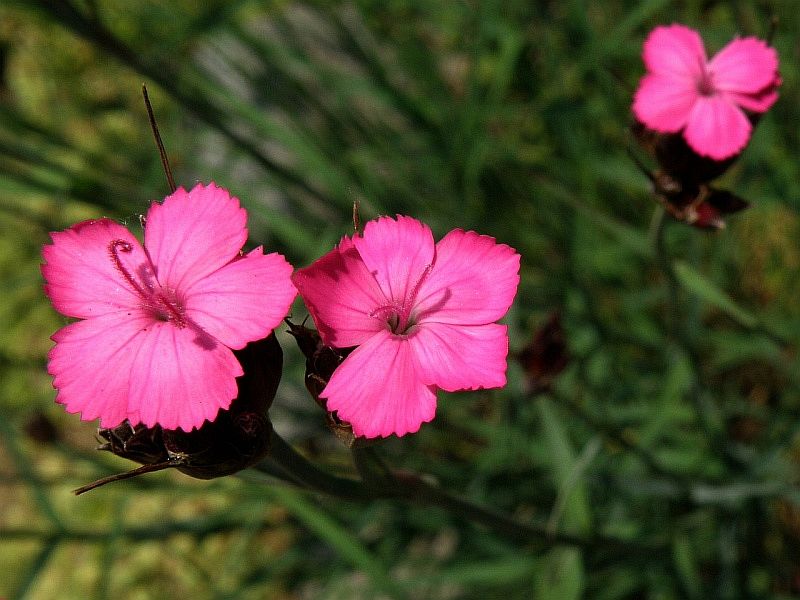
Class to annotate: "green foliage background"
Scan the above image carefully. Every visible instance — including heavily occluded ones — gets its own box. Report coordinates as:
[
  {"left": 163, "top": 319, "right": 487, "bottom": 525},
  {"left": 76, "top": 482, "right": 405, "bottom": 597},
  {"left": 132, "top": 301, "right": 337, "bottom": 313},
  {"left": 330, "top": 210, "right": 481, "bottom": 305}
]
[{"left": 1, "top": 0, "right": 800, "bottom": 598}]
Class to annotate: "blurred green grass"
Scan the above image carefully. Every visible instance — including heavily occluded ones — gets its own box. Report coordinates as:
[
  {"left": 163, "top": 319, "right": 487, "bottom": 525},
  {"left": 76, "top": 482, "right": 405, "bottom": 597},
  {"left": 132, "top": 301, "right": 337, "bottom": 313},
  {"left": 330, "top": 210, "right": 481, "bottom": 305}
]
[{"left": 2, "top": 0, "right": 800, "bottom": 598}]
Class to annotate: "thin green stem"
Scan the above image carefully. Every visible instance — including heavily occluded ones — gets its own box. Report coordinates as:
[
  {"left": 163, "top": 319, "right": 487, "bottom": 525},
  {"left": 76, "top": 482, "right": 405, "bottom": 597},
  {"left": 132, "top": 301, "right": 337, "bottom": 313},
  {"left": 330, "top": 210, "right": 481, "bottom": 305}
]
[
  {"left": 394, "top": 470, "right": 663, "bottom": 554},
  {"left": 653, "top": 213, "right": 720, "bottom": 435},
  {"left": 258, "top": 432, "right": 383, "bottom": 501},
  {"left": 350, "top": 445, "right": 394, "bottom": 485},
  {"left": 0, "top": 516, "right": 277, "bottom": 543},
  {"left": 260, "top": 431, "right": 667, "bottom": 555}
]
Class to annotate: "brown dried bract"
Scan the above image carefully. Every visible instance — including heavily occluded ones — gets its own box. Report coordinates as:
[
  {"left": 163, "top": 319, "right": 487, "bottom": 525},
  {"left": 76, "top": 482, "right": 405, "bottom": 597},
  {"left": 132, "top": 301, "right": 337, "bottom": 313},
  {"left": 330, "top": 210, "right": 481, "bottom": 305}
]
[{"left": 286, "top": 319, "right": 375, "bottom": 448}]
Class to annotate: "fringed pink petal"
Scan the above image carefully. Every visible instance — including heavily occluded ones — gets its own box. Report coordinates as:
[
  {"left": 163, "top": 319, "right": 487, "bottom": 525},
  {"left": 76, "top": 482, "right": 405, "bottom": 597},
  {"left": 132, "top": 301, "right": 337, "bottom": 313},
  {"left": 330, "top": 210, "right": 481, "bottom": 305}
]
[
  {"left": 633, "top": 74, "right": 697, "bottom": 132},
  {"left": 321, "top": 330, "right": 437, "bottom": 438},
  {"left": 48, "top": 311, "right": 155, "bottom": 428},
  {"left": 414, "top": 230, "right": 520, "bottom": 326},
  {"left": 709, "top": 37, "right": 779, "bottom": 96},
  {"left": 352, "top": 216, "right": 435, "bottom": 304},
  {"left": 144, "top": 182, "right": 247, "bottom": 292},
  {"left": 408, "top": 323, "right": 509, "bottom": 391},
  {"left": 42, "top": 219, "right": 147, "bottom": 319},
  {"left": 642, "top": 24, "right": 707, "bottom": 80},
  {"left": 292, "top": 239, "right": 387, "bottom": 348},
  {"left": 683, "top": 96, "right": 752, "bottom": 160},
  {"left": 126, "top": 323, "right": 243, "bottom": 431},
  {"left": 186, "top": 247, "right": 296, "bottom": 349}
]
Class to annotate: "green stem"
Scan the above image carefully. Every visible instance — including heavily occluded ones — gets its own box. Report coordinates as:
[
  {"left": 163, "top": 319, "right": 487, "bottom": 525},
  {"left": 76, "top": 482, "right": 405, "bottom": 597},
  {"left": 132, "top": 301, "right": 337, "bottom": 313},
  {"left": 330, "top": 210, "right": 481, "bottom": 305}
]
[
  {"left": 391, "top": 470, "right": 654, "bottom": 553},
  {"left": 0, "top": 517, "right": 277, "bottom": 543},
  {"left": 350, "top": 445, "right": 394, "bottom": 485},
  {"left": 258, "top": 432, "right": 385, "bottom": 501},
  {"left": 260, "top": 431, "right": 666, "bottom": 554},
  {"left": 653, "top": 214, "right": 717, "bottom": 431}
]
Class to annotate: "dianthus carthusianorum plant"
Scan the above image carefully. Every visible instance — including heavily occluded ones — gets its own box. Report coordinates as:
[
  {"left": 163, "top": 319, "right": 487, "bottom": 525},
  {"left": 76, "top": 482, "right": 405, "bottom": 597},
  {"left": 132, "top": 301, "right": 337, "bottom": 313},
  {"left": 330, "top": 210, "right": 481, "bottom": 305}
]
[{"left": 3, "top": 2, "right": 800, "bottom": 598}]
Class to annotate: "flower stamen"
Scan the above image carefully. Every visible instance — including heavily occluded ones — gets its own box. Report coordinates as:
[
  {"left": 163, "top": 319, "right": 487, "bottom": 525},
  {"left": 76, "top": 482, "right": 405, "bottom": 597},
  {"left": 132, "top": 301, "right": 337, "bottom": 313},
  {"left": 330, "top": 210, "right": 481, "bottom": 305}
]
[
  {"left": 368, "top": 264, "right": 433, "bottom": 335},
  {"left": 109, "top": 239, "right": 186, "bottom": 327},
  {"left": 109, "top": 240, "right": 149, "bottom": 299}
]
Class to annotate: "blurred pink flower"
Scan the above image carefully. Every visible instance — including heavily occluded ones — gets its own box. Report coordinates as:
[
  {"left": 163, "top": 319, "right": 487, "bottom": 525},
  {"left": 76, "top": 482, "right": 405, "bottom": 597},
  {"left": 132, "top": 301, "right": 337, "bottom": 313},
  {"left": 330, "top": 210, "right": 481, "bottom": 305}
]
[
  {"left": 633, "top": 24, "right": 780, "bottom": 160},
  {"left": 292, "top": 216, "right": 520, "bottom": 438},
  {"left": 42, "top": 183, "right": 296, "bottom": 431}
]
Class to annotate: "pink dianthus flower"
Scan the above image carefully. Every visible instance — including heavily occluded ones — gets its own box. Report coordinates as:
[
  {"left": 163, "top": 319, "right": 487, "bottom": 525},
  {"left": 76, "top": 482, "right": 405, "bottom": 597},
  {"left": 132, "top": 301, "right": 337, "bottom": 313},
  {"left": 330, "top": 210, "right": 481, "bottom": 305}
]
[
  {"left": 633, "top": 24, "right": 780, "bottom": 160},
  {"left": 292, "top": 215, "right": 520, "bottom": 438},
  {"left": 42, "top": 182, "right": 297, "bottom": 432}
]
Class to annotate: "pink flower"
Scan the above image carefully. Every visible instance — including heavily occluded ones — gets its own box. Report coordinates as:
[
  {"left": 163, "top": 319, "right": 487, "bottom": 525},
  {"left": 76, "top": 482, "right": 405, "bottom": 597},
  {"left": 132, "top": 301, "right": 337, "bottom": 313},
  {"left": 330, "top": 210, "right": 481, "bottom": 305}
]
[
  {"left": 633, "top": 24, "right": 780, "bottom": 160},
  {"left": 292, "top": 216, "right": 520, "bottom": 438},
  {"left": 42, "top": 182, "right": 297, "bottom": 431}
]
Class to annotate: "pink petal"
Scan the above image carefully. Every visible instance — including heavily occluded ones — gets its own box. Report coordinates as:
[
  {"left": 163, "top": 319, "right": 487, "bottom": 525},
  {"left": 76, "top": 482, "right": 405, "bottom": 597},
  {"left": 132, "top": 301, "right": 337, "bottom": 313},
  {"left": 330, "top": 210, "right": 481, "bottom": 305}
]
[
  {"left": 144, "top": 182, "right": 248, "bottom": 292},
  {"left": 126, "top": 322, "right": 243, "bottom": 431},
  {"left": 292, "top": 239, "right": 387, "bottom": 348},
  {"left": 642, "top": 24, "right": 707, "bottom": 80},
  {"left": 48, "top": 311, "right": 155, "bottom": 428},
  {"left": 352, "top": 216, "right": 435, "bottom": 304},
  {"left": 321, "top": 329, "right": 437, "bottom": 438},
  {"left": 409, "top": 323, "right": 508, "bottom": 391},
  {"left": 709, "top": 37, "right": 779, "bottom": 95},
  {"left": 414, "top": 229, "right": 520, "bottom": 326},
  {"left": 185, "top": 247, "right": 297, "bottom": 349},
  {"left": 633, "top": 74, "right": 697, "bottom": 132},
  {"left": 724, "top": 86, "right": 779, "bottom": 113},
  {"left": 42, "top": 219, "right": 147, "bottom": 319},
  {"left": 683, "top": 96, "right": 752, "bottom": 160}
]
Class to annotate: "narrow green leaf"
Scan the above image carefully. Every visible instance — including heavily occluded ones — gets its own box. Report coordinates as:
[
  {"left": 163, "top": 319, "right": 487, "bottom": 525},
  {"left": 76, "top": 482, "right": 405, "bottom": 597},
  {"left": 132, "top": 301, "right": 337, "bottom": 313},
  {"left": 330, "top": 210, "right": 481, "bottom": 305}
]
[
  {"left": 672, "top": 534, "right": 702, "bottom": 599},
  {"left": 412, "top": 557, "right": 534, "bottom": 586},
  {"left": 264, "top": 485, "right": 401, "bottom": 598},
  {"left": 672, "top": 260, "right": 757, "bottom": 327},
  {"left": 11, "top": 539, "right": 58, "bottom": 600},
  {"left": 539, "top": 180, "right": 653, "bottom": 259},
  {"left": 534, "top": 547, "right": 585, "bottom": 600},
  {"left": 0, "top": 418, "right": 63, "bottom": 529},
  {"left": 538, "top": 398, "right": 592, "bottom": 534}
]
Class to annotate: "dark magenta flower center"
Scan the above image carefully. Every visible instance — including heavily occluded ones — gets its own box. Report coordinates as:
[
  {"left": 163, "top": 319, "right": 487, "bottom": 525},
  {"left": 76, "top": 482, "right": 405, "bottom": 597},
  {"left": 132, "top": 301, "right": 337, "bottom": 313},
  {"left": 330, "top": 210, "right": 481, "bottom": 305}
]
[
  {"left": 109, "top": 239, "right": 187, "bottom": 327},
  {"left": 369, "top": 263, "right": 433, "bottom": 336},
  {"left": 371, "top": 303, "right": 417, "bottom": 336},
  {"left": 696, "top": 69, "right": 716, "bottom": 97}
]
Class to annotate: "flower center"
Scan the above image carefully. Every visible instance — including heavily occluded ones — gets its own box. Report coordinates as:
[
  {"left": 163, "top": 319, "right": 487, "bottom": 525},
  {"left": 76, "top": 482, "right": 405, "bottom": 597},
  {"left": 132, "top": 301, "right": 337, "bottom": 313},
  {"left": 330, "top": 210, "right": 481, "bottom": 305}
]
[
  {"left": 697, "top": 69, "right": 716, "bottom": 97},
  {"left": 371, "top": 303, "right": 415, "bottom": 336},
  {"left": 369, "top": 263, "right": 433, "bottom": 336},
  {"left": 109, "top": 239, "right": 187, "bottom": 327}
]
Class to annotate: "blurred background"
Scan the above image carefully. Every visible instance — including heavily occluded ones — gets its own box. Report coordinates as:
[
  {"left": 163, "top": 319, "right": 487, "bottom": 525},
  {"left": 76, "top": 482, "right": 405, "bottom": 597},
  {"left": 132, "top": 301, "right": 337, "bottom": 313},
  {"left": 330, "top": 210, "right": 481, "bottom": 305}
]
[{"left": 1, "top": 0, "right": 800, "bottom": 598}]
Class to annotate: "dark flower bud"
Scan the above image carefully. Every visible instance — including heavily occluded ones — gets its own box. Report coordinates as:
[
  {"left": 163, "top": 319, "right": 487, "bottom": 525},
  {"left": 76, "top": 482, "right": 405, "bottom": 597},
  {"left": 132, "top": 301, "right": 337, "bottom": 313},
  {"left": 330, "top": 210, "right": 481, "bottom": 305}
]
[
  {"left": 286, "top": 319, "right": 374, "bottom": 448},
  {"left": 630, "top": 124, "right": 750, "bottom": 230},
  {"left": 74, "top": 333, "right": 283, "bottom": 494},
  {"left": 517, "top": 312, "right": 569, "bottom": 394},
  {"left": 632, "top": 122, "right": 737, "bottom": 185}
]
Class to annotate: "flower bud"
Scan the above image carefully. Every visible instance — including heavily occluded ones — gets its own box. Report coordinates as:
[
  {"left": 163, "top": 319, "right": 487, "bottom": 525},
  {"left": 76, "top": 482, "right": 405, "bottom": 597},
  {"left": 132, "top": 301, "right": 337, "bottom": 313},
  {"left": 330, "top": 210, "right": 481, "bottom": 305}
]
[
  {"left": 631, "top": 124, "right": 750, "bottom": 230},
  {"left": 632, "top": 122, "right": 737, "bottom": 186},
  {"left": 286, "top": 320, "right": 374, "bottom": 448}
]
